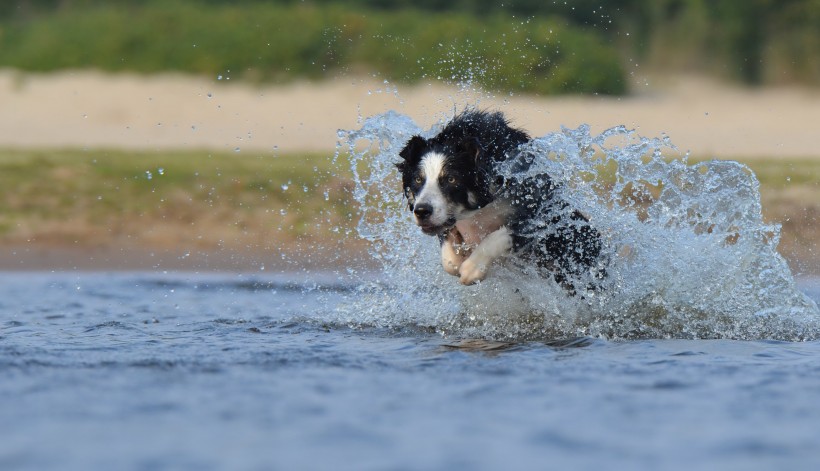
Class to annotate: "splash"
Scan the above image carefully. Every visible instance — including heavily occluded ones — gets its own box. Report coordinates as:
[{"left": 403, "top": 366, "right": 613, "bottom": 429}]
[{"left": 334, "top": 111, "right": 820, "bottom": 341}]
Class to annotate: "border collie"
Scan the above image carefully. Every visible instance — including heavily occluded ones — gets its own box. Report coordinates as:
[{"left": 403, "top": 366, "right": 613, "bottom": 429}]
[{"left": 396, "top": 110, "right": 605, "bottom": 291}]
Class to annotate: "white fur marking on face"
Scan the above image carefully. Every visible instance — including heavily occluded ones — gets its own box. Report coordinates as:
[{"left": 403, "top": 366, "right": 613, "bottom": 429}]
[
  {"left": 420, "top": 152, "right": 446, "bottom": 180},
  {"left": 414, "top": 152, "right": 449, "bottom": 226}
]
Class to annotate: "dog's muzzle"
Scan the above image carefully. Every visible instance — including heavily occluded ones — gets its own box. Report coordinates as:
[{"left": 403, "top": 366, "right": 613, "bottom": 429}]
[{"left": 413, "top": 203, "right": 455, "bottom": 235}]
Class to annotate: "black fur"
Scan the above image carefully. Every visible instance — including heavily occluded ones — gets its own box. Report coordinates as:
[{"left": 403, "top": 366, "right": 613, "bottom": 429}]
[{"left": 397, "top": 110, "right": 605, "bottom": 290}]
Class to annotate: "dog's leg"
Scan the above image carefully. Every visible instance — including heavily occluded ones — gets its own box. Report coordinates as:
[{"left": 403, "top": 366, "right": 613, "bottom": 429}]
[
  {"left": 459, "top": 226, "right": 512, "bottom": 285},
  {"left": 441, "top": 228, "right": 465, "bottom": 276}
]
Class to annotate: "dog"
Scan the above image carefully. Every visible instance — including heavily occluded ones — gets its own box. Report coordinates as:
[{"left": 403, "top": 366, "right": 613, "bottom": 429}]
[{"left": 396, "top": 109, "right": 605, "bottom": 291}]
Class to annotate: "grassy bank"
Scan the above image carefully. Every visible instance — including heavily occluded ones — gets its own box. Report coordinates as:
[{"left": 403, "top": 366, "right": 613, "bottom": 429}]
[
  {"left": 0, "top": 149, "right": 816, "bottom": 274},
  {"left": 0, "top": 149, "right": 356, "bottom": 255}
]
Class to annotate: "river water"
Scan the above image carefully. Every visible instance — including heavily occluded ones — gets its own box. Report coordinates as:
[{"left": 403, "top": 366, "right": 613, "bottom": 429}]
[{"left": 1, "top": 271, "right": 819, "bottom": 471}]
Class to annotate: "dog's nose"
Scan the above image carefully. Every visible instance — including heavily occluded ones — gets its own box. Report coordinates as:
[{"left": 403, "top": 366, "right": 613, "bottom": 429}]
[{"left": 413, "top": 203, "right": 433, "bottom": 220}]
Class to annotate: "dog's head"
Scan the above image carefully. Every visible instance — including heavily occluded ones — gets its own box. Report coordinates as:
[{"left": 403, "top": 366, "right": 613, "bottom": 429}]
[{"left": 396, "top": 134, "right": 490, "bottom": 235}]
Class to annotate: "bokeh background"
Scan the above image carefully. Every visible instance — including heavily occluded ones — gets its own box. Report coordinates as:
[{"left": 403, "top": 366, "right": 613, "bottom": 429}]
[{"left": 0, "top": 0, "right": 817, "bottom": 275}]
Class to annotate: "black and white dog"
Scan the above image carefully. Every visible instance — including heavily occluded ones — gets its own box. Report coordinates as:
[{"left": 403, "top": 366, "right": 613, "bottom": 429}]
[{"left": 396, "top": 110, "right": 605, "bottom": 291}]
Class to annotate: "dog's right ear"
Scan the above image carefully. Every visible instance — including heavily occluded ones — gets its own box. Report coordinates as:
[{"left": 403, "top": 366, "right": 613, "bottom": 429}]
[{"left": 396, "top": 135, "right": 427, "bottom": 172}]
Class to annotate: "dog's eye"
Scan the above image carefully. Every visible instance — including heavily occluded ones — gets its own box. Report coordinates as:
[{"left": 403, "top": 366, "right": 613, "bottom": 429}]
[
  {"left": 414, "top": 176, "right": 423, "bottom": 184},
  {"left": 447, "top": 176, "right": 457, "bottom": 184}
]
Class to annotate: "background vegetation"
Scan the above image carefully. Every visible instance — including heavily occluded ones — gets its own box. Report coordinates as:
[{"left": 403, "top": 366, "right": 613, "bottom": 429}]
[
  {"left": 0, "top": 149, "right": 355, "bottom": 252},
  {"left": 0, "top": 0, "right": 625, "bottom": 95},
  {"left": 2, "top": 0, "right": 818, "bottom": 94}
]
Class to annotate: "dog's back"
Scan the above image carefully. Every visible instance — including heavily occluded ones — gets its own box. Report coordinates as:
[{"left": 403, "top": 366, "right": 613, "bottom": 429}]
[{"left": 503, "top": 173, "right": 606, "bottom": 291}]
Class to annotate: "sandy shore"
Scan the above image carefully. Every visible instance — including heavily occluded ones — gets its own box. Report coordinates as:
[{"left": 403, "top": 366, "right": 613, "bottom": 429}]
[{"left": 2, "top": 69, "right": 820, "bottom": 158}]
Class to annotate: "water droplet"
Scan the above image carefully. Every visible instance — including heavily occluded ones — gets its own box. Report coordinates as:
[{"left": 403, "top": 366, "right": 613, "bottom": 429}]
[{"left": 145, "top": 171, "right": 152, "bottom": 180}]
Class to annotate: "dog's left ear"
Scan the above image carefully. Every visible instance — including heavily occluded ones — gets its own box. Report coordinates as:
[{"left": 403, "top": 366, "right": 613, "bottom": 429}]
[
  {"left": 460, "top": 136, "right": 484, "bottom": 163},
  {"left": 396, "top": 135, "right": 427, "bottom": 172}
]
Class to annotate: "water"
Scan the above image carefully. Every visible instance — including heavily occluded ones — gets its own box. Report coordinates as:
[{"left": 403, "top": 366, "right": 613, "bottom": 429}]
[
  {"left": 3, "top": 111, "right": 819, "bottom": 470},
  {"left": 1, "top": 272, "right": 820, "bottom": 471},
  {"left": 338, "top": 112, "right": 820, "bottom": 341}
]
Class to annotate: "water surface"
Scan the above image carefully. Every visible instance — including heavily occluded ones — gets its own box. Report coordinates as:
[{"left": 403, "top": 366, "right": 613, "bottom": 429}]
[{"left": 2, "top": 272, "right": 820, "bottom": 471}]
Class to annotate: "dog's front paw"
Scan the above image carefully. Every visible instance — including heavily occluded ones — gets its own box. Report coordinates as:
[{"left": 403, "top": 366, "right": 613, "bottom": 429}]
[
  {"left": 442, "top": 257, "right": 461, "bottom": 276},
  {"left": 441, "top": 228, "right": 465, "bottom": 277},
  {"left": 455, "top": 227, "right": 511, "bottom": 285},
  {"left": 458, "top": 256, "right": 488, "bottom": 285},
  {"left": 441, "top": 243, "right": 463, "bottom": 277}
]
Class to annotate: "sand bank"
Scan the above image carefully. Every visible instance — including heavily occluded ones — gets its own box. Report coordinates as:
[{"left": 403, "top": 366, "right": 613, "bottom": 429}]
[{"left": 2, "top": 70, "right": 820, "bottom": 159}]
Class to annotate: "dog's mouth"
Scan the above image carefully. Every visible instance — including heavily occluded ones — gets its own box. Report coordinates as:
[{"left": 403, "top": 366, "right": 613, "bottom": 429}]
[
  {"left": 417, "top": 218, "right": 456, "bottom": 235},
  {"left": 418, "top": 224, "right": 440, "bottom": 235}
]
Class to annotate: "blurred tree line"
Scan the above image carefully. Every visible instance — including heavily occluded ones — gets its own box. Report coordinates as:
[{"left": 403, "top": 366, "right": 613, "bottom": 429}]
[{"left": 1, "top": 0, "right": 818, "bottom": 93}]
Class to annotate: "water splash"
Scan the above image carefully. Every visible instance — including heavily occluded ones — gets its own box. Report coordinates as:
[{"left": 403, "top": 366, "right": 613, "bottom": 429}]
[{"left": 334, "top": 111, "right": 820, "bottom": 341}]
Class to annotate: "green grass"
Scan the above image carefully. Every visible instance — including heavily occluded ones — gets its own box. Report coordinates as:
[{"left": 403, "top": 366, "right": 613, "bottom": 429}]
[
  {"left": 0, "top": 148, "right": 356, "bottom": 249},
  {"left": 0, "top": 1, "right": 626, "bottom": 95},
  {"left": 3, "top": 1, "right": 820, "bottom": 92},
  {"left": 738, "top": 159, "right": 820, "bottom": 188}
]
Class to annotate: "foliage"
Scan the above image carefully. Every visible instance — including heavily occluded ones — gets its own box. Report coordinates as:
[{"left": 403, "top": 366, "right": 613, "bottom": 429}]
[
  {"left": 0, "top": 1, "right": 625, "bottom": 94},
  {"left": 1, "top": 0, "right": 818, "bottom": 91}
]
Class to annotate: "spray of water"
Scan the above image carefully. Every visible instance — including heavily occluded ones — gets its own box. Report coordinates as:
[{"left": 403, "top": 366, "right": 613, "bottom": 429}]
[{"left": 332, "top": 110, "right": 819, "bottom": 341}]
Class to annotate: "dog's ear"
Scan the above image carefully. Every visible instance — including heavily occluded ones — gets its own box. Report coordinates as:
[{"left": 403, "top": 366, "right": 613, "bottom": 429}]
[
  {"left": 396, "top": 135, "right": 427, "bottom": 172},
  {"left": 460, "top": 136, "right": 484, "bottom": 163}
]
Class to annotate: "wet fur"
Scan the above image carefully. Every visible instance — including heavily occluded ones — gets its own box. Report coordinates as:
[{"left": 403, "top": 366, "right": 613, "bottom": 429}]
[{"left": 396, "top": 110, "right": 605, "bottom": 290}]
